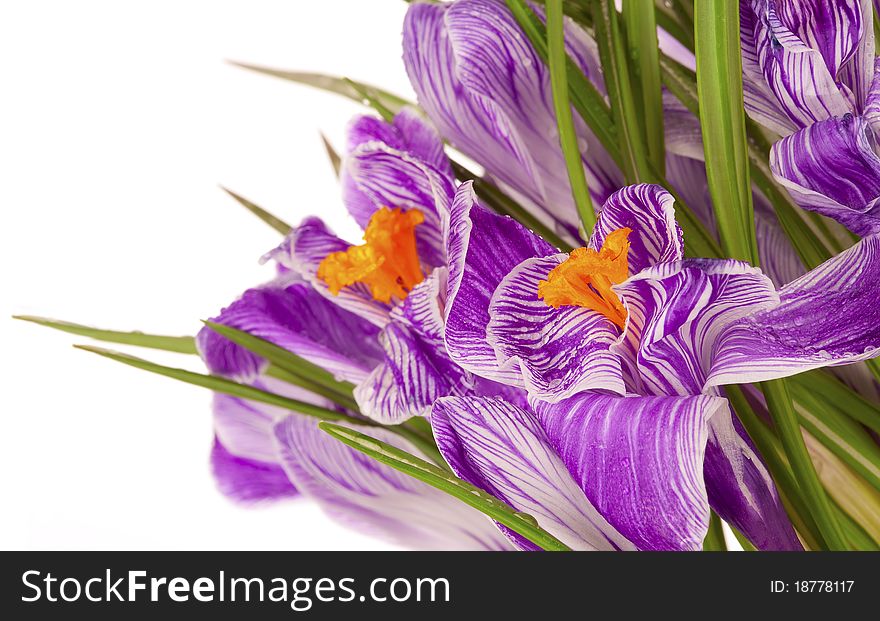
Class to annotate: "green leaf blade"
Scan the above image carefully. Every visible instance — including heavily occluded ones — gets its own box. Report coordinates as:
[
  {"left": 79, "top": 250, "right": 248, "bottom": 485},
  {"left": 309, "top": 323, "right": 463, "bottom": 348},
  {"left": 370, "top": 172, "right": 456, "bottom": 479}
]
[
  {"left": 14, "top": 315, "right": 197, "bottom": 354},
  {"left": 546, "top": 0, "right": 595, "bottom": 232}
]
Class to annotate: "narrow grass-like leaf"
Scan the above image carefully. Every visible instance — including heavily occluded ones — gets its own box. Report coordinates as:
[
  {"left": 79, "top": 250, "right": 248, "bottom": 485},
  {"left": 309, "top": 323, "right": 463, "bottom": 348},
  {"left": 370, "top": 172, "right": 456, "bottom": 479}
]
[
  {"left": 219, "top": 187, "right": 292, "bottom": 235},
  {"left": 75, "top": 343, "right": 447, "bottom": 467},
  {"left": 729, "top": 525, "right": 757, "bottom": 551},
  {"left": 623, "top": 0, "right": 665, "bottom": 176},
  {"left": 75, "top": 344, "right": 351, "bottom": 421},
  {"left": 320, "top": 132, "right": 342, "bottom": 177},
  {"left": 202, "top": 321, "right": 358, "bottom": 410},
  {"left": 318, "top": 422, "right": 572, "bottom": 551},
  {"left": 654, "top": 0, "right": 695, "bottom": 51},
  {"left": 724, "top": 385, "right": 824, "bottom": 550},
  {"left": 591, "top": 0, "right": 652, "bottom": 184},
  {"left": 228, "top": 62, "right": 411, "bottom": 113},
  {"left": 790, "top": 371, "right": 880, "bottom": 436},
  {"left": 506, "top": 0, "right": 620, "bottom": 166},
  {"left": 14, "top": 315, "right": 197, "bottom": 354},
  {"left": 546, "top": 0, "right": 595, "bottom": 231},
  {"left": 792, "top": 389, "right": 880, "bottom": 493},
  {"left": 694, "top": 0, "right": 756, "bottom": 263},
  {"left": 507, "top": 0, "right": 721, "bottom": 258},
  {"left": 761, "top": 379, "right": 849, "bottom": 549}
]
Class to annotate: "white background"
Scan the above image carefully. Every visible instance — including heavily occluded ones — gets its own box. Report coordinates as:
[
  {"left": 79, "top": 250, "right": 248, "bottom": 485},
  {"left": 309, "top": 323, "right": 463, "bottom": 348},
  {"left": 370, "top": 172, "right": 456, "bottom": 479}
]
[{"left": 2, "top": 0, "right": 414, "bottom": 550}]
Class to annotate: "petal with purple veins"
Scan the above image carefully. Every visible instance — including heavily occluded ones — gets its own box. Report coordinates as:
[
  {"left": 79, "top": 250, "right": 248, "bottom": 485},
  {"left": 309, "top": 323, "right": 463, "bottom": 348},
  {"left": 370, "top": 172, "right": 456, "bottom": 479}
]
[
  {"left": 590, "top": 184, "right": 684, "bottom": 274},
  {"left": 267, "top": 217, "right": 392, "bottom": 327},
  {"left": 431, "top": 396, "right": 634, "bottom": 551},
  {"left": 613, "top": 259, "right": 779, "bottom": 395},
  {"left": 708, "top": 233, "right": 880, "bottom": 387},
  {"left": 210, "top": 437, "right": 298, "bottom": 504},
  {"left": 487, "top": 254, "right": 626, "bottom": 402},
  {"left": 444, "top": 183, "right": 554, "bottom": 383},
  {"left": 534, "top": 392, "right": 721, "bottom": 551},
  {"left": 770, "top": 112, "right": 880, "bottom": 237},
  {"left": 741, "top": 0, "right": 859, "bottom": 130},
  {"left": 403, "top": 0, "right": 622, "bottom": 236},
  {"left": 273, "top": 415, "right": 513, "bottom": 550},
  {"left": 196, "top": 273, "right": 384, "bottom": 383}
]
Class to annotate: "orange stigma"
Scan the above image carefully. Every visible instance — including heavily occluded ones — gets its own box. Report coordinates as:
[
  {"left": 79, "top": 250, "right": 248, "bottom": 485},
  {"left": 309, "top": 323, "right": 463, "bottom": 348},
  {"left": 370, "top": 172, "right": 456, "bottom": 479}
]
[
  {"left": 537, "top": 227, "right": 631, "bottom": 329},
  {"left": 317, "top": 207, "right": 425, "bottom": 303}
]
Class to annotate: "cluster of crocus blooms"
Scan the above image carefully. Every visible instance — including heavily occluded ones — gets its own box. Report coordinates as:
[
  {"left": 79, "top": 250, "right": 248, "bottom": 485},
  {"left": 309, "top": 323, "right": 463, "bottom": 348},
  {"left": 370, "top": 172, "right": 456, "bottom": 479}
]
[{"left": 26, "top": 0, "right": 880, "bottom": 551}]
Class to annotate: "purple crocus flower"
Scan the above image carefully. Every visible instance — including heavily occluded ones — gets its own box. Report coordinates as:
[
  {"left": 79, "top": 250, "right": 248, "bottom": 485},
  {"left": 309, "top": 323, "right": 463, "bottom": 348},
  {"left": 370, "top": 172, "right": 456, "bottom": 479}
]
[
  {"left": 195, "top": 109, "right": 513, "bottom": 550},
  {"left": 439, "top": 180, "right": 880, "bottom": 549},
  {"left": 740, "top": 0, "right": 880, "bottom": 235}
]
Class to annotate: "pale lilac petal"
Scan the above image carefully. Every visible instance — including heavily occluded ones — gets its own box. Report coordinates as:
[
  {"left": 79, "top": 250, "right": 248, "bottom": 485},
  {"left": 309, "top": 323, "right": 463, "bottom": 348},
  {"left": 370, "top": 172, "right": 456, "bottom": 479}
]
[
  {"left": 590, "top": 184, "right": 684, "bottom": 273},
  {"left": 708, "top": 234, "right": 880, "bottom": 387},
  {"left": 663, "top": 91, "right": 705, "bottom": 160},
  {"left": 769, "top": 112, "right": 880, "bottom": 237},
  {"left": 432, "top": 396, "right": 635, "bottom": 551},
  {"left": 196, "top": 273, "right": 383, "bottom": 384},
  {"left": 486, "top": 254, "right": 626, "bottom": 401},
  {"left": 534, "top": 393, "right": 722, "bottom": 551},
  {"left": 267, "top": 217, "right": 392, "bottom": 327},
  {"left": 212, "top": 376, "right": 336, "bottom": 464},
  {"left": 273, "top": 415, "right": 513, "bottom": 550},
  {"left": 741, "top": 0, "right": 859, "bottom": 130},
  {"left": 754, "top": 194, "right": 807, "bottom": 287},
  {"left": 403, "top": 0, "right": 622, "bottom": 235},
  {"left": 665, "top": 154, "right": 716, "bottom": 229},
  {"left": 444, "top": 183, "right": 554, "bottom": 383},
  {"left": 210, "top": 437, "right": 298, "bottom": 504}
]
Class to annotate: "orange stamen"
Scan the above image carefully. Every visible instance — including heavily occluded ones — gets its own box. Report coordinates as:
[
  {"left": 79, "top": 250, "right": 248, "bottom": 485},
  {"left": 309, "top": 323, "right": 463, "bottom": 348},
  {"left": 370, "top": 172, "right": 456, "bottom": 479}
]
[
  {"left": 537, "top": 227, "right": 631, "bottom": 329},
  {"left": 317, "top": 207, "right": 425, "bottom": 303}
]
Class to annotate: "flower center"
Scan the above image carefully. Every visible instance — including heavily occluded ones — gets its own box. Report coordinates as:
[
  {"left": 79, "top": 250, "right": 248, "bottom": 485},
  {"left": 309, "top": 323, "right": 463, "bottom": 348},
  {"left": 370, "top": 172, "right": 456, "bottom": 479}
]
[
  {"left": 537, "top": 227, "right": 631, "bottom": 329},
  {"left": 317, "top": 207, "right": 425, "bottom": 303}
]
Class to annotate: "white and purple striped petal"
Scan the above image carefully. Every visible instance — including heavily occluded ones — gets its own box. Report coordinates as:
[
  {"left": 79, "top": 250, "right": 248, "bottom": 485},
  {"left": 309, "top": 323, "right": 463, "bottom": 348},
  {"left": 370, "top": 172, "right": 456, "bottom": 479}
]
[
  {"left": 769, "top": 112, "right": 880, "bottom": 237},
  {"left": 444, "top": 183, "right": 554, "bottom": 383},
  {"left": 266, "top": 217, "right": 392, "bottom": 327},
  {"left": 342, "top": 109, "right": 456, "bottom": 268},
  {"left": 273, "top": 415, "right": 513, "bottom": 550},
  {"left": 613, "top": 259, "right": 779, "bottom": 395},
  {"left": 486, "top": 254, "right": 626, "bottom": 402},
  {"left": 356, "top": 269, "right": 473, "bottom": 424},
  {"left": 590, "top": 184, "right": 684, "bottom": 273},
  {"left": 432, "top": 396, "right": 635, "bottom": 551},
  {"left": 534, "top": 392, "right": 722, "bottom": 551},
  {"left": 740, "top": 0, "right": 864, "bottom": 131},
  {"left": 708, "top": 233, "right": 880, "bottom": 387},
  {"left": 613, "top": 260, "right": 802, "bottom": 549},
  {"left": 403, "top": 0, "right": 623, "bottom": 237},
  {"left": 699, "top": 400, "right": 802, "bottom": 550},
  {"left": 196, "top": 273, "right": 384, "bottom": 384}
]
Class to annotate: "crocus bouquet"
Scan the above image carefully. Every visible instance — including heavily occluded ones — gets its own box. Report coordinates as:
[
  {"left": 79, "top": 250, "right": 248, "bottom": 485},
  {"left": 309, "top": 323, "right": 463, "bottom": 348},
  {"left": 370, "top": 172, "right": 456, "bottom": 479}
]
[{"left": 21, "top": 0, "right": 880, "bottom": 551}]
